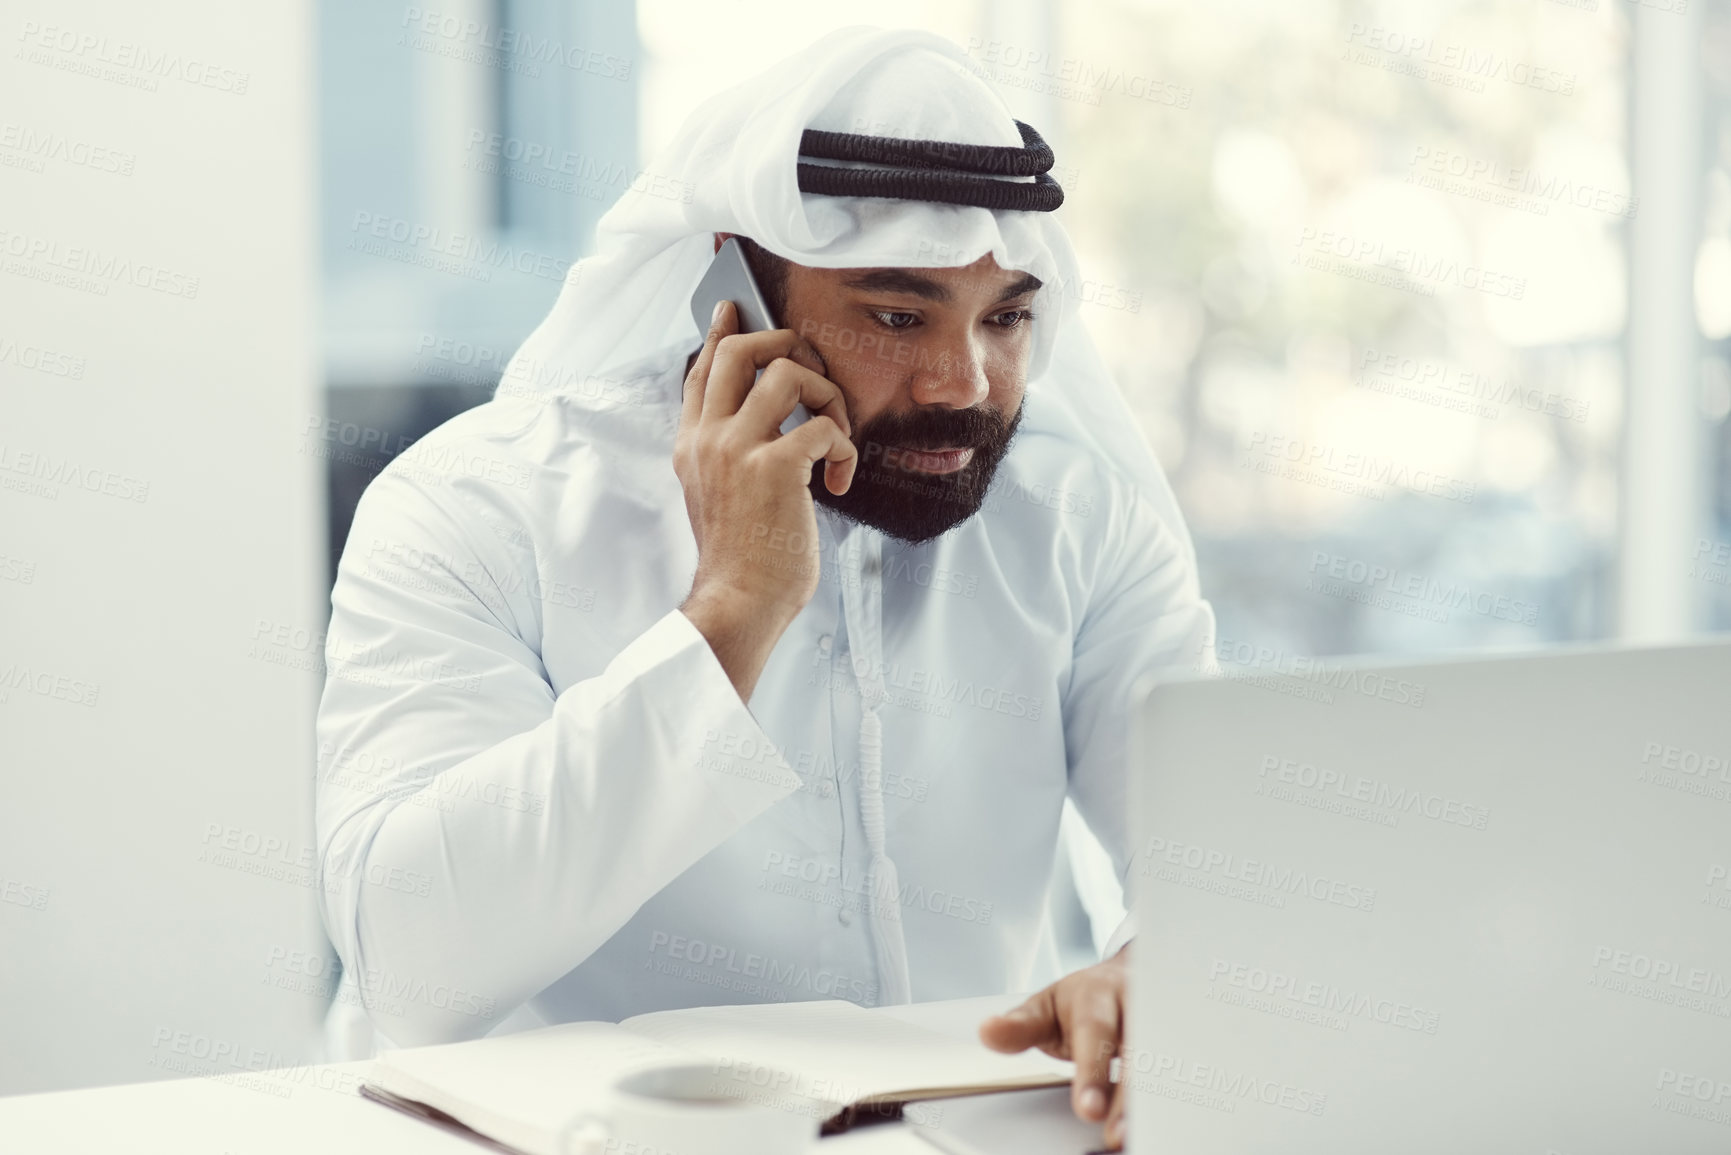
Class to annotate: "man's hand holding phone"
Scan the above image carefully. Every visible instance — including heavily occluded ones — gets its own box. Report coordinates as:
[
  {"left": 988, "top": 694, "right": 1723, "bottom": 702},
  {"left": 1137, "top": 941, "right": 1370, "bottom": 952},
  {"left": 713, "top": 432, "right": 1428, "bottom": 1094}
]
[{"left": 674, "top": 299, "right": 857, "bottom": 702}]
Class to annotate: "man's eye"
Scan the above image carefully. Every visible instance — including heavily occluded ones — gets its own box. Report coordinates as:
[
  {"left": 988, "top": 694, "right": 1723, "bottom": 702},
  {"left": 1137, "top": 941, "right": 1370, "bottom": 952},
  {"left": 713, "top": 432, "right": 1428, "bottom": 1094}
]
[
  {"left": 991, "top": 309, "right": 1035, "bottom": 328},
  {"left": 872, "top": 311, "right": 919, "bottom": 330}
]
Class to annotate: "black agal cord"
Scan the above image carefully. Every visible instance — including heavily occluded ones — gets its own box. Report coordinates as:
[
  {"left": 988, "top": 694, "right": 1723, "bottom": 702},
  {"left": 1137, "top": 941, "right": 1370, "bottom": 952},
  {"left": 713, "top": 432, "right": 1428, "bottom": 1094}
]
[{"left": 795, "top": 119, "right": 1064, "bottom": 212}]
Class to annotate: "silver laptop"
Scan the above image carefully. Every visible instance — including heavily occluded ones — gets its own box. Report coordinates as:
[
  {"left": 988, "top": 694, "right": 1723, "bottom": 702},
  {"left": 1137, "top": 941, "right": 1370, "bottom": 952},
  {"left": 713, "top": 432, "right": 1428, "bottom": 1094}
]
[{"left": 1128, "top": 639, "right": 1731, "bottom": 1154}]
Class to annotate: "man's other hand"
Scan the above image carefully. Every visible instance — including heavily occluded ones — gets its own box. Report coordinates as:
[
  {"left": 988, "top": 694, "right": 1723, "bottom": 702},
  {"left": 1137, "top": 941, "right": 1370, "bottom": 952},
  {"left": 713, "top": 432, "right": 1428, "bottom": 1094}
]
[{"left": 978, "top": 945, "right": 1129, "bottom": 1150}]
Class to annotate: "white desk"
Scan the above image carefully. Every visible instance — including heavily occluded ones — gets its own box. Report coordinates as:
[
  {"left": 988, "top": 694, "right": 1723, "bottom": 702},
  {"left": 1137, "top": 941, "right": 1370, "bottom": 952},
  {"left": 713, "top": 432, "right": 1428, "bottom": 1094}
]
[
  {"left": 0, "top": 997, "right": 1108, "bottom": 1154},
  {"left": 0, "top": 1072, "right": 1098, "bottom": 1154}
]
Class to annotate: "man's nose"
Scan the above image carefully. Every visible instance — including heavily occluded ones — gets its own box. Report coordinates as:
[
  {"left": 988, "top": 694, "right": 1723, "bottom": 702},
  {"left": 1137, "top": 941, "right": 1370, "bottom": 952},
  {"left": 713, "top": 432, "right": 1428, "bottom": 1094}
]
[{"left": 908, "top": 336, "right": 991, "bottom": 409}]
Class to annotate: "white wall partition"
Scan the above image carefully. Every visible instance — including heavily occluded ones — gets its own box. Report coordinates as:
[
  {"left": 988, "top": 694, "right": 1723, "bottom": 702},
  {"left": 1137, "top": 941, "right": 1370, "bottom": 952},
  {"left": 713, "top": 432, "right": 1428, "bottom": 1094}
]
[{"left": 0, "top": 0, "right": 327, "bottom": 1093}]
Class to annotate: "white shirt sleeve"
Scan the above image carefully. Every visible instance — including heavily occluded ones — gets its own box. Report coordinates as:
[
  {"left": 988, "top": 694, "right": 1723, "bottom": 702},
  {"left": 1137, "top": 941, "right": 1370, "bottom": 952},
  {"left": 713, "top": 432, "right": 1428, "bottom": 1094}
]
[
  {"left": 1100, "top": 910, "right": 1137, "bottom": 962},
  {"left": 1060, "top": 480, "right": 1217, "bottom": 962},
  {"left": 315, "top": 468, "right": 801, "bottom": 1047}
]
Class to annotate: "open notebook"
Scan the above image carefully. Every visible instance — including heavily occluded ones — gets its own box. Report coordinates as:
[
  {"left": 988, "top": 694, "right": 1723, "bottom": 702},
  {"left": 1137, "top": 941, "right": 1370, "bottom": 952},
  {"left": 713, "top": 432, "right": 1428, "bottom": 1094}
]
[{"left": 362, "top": 996, "right": 1075, "bottom": 1154}]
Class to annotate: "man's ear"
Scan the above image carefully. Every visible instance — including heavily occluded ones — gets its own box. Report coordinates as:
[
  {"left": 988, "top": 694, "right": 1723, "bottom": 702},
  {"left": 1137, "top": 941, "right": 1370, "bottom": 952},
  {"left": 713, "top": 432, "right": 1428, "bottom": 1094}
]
[{"left": 713, "top": 231, "right": 735, "bottom": 254}]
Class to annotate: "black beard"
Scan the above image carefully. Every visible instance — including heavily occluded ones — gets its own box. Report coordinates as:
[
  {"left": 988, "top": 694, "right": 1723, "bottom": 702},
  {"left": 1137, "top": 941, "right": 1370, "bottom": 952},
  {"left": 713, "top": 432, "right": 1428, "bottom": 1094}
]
[{"left": 810, "top": 399, "right": 1024, "bottom": 545}]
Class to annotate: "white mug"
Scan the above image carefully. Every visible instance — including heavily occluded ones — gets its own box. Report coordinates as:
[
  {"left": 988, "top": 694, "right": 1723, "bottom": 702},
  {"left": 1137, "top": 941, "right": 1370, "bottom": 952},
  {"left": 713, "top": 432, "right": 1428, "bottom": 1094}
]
[{"left": 557, "top": 1062, "right": 821, "bottom": 1155}]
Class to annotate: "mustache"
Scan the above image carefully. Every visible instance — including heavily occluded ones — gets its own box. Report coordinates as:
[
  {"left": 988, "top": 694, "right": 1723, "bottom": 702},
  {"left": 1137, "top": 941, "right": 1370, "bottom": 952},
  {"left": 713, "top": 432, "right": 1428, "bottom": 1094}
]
[{"left": 851, "top": 403, "right": 1016, "bottom": 458}]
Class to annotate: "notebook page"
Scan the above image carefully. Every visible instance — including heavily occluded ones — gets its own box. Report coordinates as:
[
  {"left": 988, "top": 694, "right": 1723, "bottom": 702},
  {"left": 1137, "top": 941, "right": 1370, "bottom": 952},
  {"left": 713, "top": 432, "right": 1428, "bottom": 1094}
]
[
  {"left": 619, "top": 999, "right": 1072, "bottom": 1109},
  {"left": 368, "top": 1021, "right": 699, "bottom": 1155}
]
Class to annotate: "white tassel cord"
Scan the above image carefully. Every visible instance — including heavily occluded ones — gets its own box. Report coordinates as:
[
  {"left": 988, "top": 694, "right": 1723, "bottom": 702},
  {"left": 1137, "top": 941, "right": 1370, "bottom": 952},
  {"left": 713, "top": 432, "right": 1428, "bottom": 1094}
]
[{"left": 839, "top": 530, "right": 913, "bottom": 1005}]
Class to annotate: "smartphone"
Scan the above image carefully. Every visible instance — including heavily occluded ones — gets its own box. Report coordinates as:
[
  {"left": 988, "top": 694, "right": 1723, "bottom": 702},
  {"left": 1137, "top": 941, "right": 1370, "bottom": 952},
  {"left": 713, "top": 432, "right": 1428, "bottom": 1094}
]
[
  {"left": 688, "top": 237, "right": 813, "bottom": 432},
  {"left": 690, "top": 236, "right": 778, "bottom": 335}
]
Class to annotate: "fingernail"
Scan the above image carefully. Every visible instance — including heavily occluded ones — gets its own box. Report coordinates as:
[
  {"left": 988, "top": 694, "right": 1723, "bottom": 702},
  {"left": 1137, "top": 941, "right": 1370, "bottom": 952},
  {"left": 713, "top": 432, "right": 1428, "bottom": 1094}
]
[
  {"left": 711, "top": 300, "right": 725, "bottom": 325},
  {"left": 1080, "top": 1086, "right": 1106, "bottom": 1119},
  {"left": 1106, "top": 1116, "right": 1123, "bottom": 1146}
]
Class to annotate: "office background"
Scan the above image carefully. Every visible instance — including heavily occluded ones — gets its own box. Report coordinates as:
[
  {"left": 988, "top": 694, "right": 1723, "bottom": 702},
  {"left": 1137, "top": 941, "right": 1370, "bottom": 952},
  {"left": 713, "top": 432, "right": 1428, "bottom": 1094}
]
[{"left": 3, "top": 0, "right": 1726, "bottom": 1097}]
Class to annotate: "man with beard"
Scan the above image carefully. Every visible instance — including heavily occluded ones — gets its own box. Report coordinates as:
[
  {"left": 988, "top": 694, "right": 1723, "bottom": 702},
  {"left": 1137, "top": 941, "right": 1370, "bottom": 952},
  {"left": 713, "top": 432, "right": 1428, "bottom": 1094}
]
[
  {"left": 692, "top": 234, "right": 1029, "bottom": 548},
  {"left": 314, "top": 27, "right": 1214, "bottom": 1152}
]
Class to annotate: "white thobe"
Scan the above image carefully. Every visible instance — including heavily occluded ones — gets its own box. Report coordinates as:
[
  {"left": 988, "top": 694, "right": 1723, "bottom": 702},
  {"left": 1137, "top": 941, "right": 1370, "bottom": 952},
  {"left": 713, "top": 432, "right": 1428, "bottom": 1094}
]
[{"left": 313, "top": 343, "right": 1214, "bottom": 1051}]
